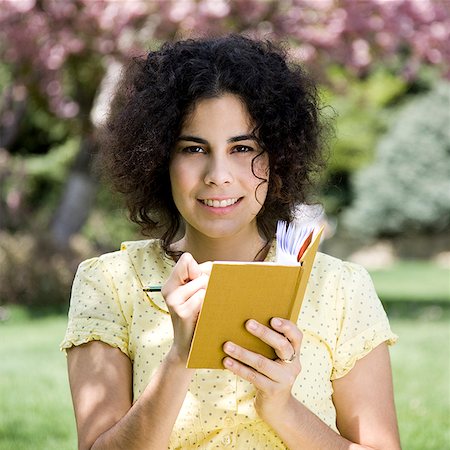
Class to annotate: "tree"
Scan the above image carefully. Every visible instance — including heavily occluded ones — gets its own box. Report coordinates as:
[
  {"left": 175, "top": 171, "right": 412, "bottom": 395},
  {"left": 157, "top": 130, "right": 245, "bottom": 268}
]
[
  {"left": 0, "top": 0, "right": 150, "bottom": 247},
  {"left": 0, "top": 0, "right": 449, "bottom": 248}
]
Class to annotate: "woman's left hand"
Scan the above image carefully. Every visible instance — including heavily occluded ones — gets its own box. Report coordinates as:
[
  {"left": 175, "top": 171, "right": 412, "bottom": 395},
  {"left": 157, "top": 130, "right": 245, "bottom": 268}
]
[{"left": 222, "top": 317, "right": 302, "bottom": 421}]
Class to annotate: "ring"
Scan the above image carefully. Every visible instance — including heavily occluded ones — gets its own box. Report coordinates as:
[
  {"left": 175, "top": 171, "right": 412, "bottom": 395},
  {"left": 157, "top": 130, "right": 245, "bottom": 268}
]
[{"left": 280, "top": 352, "right": 296, "bottom": 364}]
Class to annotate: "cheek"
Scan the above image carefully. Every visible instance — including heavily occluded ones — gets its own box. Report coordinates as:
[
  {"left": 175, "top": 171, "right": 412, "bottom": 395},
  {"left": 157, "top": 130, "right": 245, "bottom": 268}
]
[{"left": 169, "top": 160, "right": 190, "bottom": 192}]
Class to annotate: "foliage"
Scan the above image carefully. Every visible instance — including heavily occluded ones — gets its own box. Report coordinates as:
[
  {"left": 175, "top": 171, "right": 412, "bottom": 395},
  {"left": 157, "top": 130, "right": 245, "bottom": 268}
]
[
  {"left": 1, "top": 0, "right": 448, "bottom": 129},
  {"left": 81, "top": 184, "right": 142, "bottom": 250},
  {"left": 343, "top": 82, "right": 450, "bottom": 237},
  {"left": 0, "top": 231, "right": 95, "bottom": 308},
  {"left": 0, "top": 0, "right": 149, "bottom": 122},
  {"left": 0, "top": 139, "right": 78, "bottom": 230},
  {"left": 0, "top": 0, "right": 448, "bottom": 186},
  {"left": 320, "top": 68, "right": 410, "bottom": 214},
  {"left": 152, "top": 0, "right": 450, "bottom": 80}
]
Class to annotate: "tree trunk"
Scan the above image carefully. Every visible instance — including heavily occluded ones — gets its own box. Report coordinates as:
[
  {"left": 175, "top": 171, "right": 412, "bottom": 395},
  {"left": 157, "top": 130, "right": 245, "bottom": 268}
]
[
  {"left": 0, "top": 84, "right": 28, "bottom": 150},
  {"left": 49, "top": 57, "right": 112, "bottom": 250},
  {"left": 50, "top": 133, "right": 98, "bottom": 250}
]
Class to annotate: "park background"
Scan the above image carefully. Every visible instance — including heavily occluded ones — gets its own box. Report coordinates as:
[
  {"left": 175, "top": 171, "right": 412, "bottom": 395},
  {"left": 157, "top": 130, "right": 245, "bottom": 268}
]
[{"left": 0, "top": 0, "right": 449, "bottom": 448}]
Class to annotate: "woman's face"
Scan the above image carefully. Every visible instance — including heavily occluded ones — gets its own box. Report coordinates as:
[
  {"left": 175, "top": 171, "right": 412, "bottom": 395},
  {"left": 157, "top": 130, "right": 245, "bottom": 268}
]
[{"left": 169, "top": 93, "right": 269, "bottom": 241}]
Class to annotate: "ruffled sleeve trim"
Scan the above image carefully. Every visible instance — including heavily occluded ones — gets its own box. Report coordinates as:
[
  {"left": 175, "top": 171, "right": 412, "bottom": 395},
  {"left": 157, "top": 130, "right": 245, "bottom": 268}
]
[
  {"left": 331, "top": 320, "right": 398, "bottom": 380},
  {"left": 59, "top": 318, "right": 129, "bottom": 358}
]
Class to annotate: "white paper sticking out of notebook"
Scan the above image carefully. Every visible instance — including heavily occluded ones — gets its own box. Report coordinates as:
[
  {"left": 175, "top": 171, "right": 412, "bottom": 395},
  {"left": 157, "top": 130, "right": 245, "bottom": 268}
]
[{"left": 276, "top": 221, "right": 316, "bottom": 265}]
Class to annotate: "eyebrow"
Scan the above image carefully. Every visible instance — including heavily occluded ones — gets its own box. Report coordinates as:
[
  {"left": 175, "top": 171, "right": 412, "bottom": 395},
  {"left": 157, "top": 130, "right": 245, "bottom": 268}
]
[{"left": 177, "top": 134, "right": 257, "bottom": 144}]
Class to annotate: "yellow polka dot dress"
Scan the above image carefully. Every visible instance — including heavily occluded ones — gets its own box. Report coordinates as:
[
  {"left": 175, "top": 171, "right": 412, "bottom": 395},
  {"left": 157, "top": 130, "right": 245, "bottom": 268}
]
[{"left": 60, "top": 239, "right": 397, "bottom": 449}]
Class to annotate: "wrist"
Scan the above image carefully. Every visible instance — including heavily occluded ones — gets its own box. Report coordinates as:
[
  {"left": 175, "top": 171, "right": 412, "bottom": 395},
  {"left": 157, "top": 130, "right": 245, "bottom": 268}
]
[
  {"left": 255, "top": 392, "right": 294, "bottom": 423},
  {"left": 256, "top": 393, "right": 300, "bottom": 429},
  {"left": 166, "top": 346, "right": 192, "bottom": 371}
]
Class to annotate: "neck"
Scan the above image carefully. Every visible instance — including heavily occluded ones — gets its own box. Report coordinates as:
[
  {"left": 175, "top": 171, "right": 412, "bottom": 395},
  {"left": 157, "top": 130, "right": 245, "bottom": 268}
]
[{"left": 172, "top": 227, "right": 270, "bottom": 263}]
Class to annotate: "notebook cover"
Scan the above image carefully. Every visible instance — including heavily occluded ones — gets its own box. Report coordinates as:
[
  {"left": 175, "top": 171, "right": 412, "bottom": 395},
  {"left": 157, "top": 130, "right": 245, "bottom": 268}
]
[{"left": 186, "top": 228, "right": 322, "bottom": 369}]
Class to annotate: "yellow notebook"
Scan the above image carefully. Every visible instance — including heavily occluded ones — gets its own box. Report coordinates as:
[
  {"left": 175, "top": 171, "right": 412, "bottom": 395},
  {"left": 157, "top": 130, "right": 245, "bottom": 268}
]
[{"left": 186, "top": 226, "right": 323, "bottom": 369}]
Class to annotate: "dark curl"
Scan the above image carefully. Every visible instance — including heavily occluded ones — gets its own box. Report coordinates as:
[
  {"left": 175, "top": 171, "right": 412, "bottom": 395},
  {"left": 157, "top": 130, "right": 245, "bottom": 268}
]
[{"left": 98, "top": 34, "right": 328, "bottom": 255}]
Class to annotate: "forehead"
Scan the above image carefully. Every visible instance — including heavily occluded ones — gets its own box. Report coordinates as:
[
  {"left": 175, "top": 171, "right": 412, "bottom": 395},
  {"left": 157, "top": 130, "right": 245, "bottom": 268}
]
[{"left": 181, "top": 94, "right": 254, "bottom": 133}]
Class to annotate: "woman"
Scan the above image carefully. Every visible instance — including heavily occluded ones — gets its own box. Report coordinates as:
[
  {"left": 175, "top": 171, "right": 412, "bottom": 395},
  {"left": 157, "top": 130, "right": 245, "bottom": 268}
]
[{"left": 61, "top": 35, "right": 401, "bottom": 449}]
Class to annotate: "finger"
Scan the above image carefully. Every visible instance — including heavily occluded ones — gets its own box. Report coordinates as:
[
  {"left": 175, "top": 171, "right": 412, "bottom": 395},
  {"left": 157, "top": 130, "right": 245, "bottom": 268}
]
[
  {"left": 177, "top": 287, "right": 206, "bottom": 320},
  {"left": 223, "top": 356, "right": 273, "bottom": 391},
  {"left": 163, "top": 255, "right": 193, "bottom": 298},
  {"left": 164, "top": 253, "right": 201, "bottom": 296},
  {"left": 198, "top": 261, "right": 213, "bottom": 276},
  {"left": 245, "top": 320, "right": 296, "bottom": 361},
  {"left": 223, "top": 342, "right": 284, "bottom": 381},
  {"left": 270, "top": 318, "right": 303, "bottom": 351},
  {"left": 176, "top": 252, "right": 202, "bottom": 284},
  {"left": 165, "top": 273, "right": 209, "bottom": 308}
]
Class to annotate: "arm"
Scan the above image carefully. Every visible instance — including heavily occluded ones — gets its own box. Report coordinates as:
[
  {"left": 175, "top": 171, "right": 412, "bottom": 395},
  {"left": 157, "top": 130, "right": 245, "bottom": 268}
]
[
  {"left": 332, "top": 342, "right": 401, "bottom": 449},
  {"left": 67, "top": 253, "right": 211, "bottom": 450},
  {"left": 223, "top": 318, "right": 401, "bottom": 450},
  {"left": 68, "top": 341, "right": 192, "bottom": 450}
]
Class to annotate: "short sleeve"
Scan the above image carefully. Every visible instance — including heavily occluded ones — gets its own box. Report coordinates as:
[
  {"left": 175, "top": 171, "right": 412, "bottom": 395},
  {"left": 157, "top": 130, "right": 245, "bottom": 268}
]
[
  {"left": 331, "top": 262, "right": 397, "bottom": 380},
  {"left": 59, "top": 256, "right": 129, "bottom": 356}
]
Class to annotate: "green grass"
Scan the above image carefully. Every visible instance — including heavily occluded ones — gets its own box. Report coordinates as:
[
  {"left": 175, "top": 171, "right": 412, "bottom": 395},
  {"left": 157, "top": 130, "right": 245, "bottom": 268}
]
[
  {"left": 370, "top": 261, "right": 450, "bottom": 303},
  {"left": 0, "top": 308, "right": 449, "bottom": 449},
  {"left": 0, "top": 310, "right": 77, "bottom": 450},
  {"left": 390, "top": 318, "right": 450, "bottom": 449}
]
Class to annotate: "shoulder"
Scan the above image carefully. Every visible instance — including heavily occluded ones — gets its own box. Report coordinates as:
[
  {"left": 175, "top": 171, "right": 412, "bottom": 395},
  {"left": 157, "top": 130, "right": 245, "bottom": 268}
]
[
  {"left": 307, "top": 252, "right": 379, "bottom": 315},
  {"left": 310, "top": 251, "right": 344, "bottom": 289},
  {"left": 314, "top": 251, "right": 343, "bottom": 272},
  {"left": 78, "top": 239, "right": 164, "bottom": 269},
  {"left": 74, "top": 239, "right": 172, "bottom": 289},
  {"left": 313, "top": 251, "right": 373, "bottom": 286}
]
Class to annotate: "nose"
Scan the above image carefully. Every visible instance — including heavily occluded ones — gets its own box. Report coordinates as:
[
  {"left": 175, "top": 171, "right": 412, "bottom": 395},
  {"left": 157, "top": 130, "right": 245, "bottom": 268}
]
[{"left": 203, "top": 155, "right": 234, "bottom": 186}]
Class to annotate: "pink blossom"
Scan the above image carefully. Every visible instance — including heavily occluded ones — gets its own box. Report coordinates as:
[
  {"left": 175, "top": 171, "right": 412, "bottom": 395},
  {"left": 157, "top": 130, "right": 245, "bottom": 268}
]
[
  {"left": 352, "top": 39, "right": 371, "bottom": 68},
  {"left": 198, "top": 0, "right": 230, "bottom": 18},
  {"left": 1, "top": 0, "right": 449, "bottom": 125},
  {"left": 168, "top": 0, "right": 195, "bottom": 22},
  {"left": 3, "top": 0, "right": 36, "bottom": 13},
  {"left": 46, "top": 80, "right": 62, "bottom": 97}
]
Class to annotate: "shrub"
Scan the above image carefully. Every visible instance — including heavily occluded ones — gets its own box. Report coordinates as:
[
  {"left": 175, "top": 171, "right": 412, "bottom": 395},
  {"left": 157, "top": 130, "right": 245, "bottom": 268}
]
[
  {"left": 0, "top": 232, "right": 95, "bottom": 309},
  {"left": 343, "top": 82, "right": 450, "bottom": 237}
]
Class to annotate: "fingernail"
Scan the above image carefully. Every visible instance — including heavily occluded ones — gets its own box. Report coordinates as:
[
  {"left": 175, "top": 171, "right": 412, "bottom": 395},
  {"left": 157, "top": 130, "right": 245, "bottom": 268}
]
[
  {"left": 224, "top": 358, "right": 233, "bottom": 368},
  {"left": 247, "top": 320, "right": 257, "bottom": 331},
  {"left": 272, "top": 318, "right": 282, "bottom": 327},
  {"left": 224, "top": 342, "right": 235, "bottom": 353}
]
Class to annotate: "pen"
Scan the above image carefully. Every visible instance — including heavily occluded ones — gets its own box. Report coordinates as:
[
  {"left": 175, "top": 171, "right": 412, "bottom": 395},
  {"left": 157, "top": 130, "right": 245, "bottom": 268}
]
[{"left": 143, "top": 286, "right": 162, "bottom": 292}]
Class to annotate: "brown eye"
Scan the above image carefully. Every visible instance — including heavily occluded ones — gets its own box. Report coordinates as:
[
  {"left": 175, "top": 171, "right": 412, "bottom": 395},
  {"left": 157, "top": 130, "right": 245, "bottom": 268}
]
[
  {"left": 233, "top": 145, "right": 253, "bottom": 153},
  {"left": 182, "top": 146, "right": 206, "bottom": 154}
]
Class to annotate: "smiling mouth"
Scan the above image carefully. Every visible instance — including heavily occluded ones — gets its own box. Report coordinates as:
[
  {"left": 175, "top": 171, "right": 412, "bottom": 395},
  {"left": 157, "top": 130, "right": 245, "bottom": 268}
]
[{"left": 199, "top": 198, "right": 241, "bottom": 208}]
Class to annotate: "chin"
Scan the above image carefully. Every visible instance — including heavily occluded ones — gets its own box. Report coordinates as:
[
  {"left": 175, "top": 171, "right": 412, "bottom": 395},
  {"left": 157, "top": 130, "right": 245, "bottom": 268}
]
[{"left": 202, "top": 228, "right": 240, "bottom": 240}]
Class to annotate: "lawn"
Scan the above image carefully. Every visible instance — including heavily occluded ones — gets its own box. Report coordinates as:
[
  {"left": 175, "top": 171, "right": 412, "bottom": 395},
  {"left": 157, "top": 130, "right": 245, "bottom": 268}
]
[
  {"left": 0, "top": 311, "right": 77, "bottom": 450},
  {"left": 389, "top": 318, "right": 450, "bottom": 449},
  {"left": 370, "top": 260, "right": 450, "bottom": 304},
  {"left": 0, "top": 307, "right": 449, "bottom": 449}
]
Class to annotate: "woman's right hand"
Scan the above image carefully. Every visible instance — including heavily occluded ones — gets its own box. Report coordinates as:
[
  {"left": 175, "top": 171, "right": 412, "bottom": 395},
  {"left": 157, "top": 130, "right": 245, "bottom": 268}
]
[{"left": 162, "top": 253, "right": 212, "bottom": 364}]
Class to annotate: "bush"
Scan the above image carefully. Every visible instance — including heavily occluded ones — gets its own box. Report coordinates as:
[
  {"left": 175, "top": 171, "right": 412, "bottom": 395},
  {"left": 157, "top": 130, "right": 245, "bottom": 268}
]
[
  {"left": 320, "top": 68, "right": 409, "bottom": 215},
  {"left": 343, "top": 82, "right": 450, "bottom": 237},
  {"left": 0, "top": 232, "right": 95, "bottom": 309}
]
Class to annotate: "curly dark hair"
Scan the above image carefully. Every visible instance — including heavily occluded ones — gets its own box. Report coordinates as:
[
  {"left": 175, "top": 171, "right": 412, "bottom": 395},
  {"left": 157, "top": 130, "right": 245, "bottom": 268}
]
[{"left": 98, "top": 34, "right": 328, "bottom": 256}]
